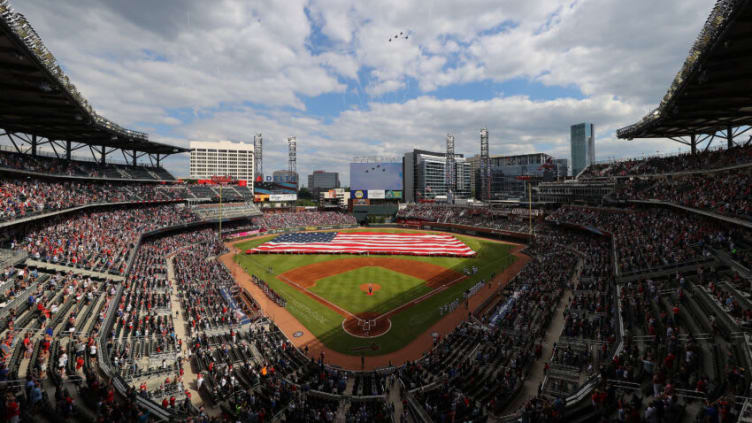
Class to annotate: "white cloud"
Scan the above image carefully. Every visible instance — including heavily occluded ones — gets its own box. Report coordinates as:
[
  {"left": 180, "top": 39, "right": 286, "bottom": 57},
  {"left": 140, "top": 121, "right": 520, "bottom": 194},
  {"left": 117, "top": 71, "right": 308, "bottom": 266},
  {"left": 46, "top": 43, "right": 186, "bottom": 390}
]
[{"left": 4, "top": 0, "right": 720, "bottom": 184}]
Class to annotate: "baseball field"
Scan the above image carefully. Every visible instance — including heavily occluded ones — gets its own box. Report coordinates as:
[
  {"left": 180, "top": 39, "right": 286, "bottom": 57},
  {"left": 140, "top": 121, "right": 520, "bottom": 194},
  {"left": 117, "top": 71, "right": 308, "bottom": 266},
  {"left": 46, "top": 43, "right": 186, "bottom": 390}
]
[{"left": 233, "top": 228, "right": 517, "bottom": 357}]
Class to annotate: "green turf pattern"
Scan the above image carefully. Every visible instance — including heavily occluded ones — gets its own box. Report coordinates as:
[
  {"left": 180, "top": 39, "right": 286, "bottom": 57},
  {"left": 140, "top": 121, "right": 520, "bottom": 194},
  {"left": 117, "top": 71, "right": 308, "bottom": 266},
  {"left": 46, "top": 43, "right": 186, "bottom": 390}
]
[
  {"left": 234, "top": 228, "right": 516, "bottom": 357},
  {"left": 309, "top": 266, "right": 432, "bottom": 316}
]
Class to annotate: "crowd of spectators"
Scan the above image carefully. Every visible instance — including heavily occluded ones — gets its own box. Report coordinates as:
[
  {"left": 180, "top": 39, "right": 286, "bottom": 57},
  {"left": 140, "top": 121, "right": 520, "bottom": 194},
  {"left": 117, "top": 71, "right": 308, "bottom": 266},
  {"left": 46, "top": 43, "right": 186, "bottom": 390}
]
[
  {"left": 613, "top": 272, "right": 746, "bottom": 422},
  {"left": 13, "top": 204, "right": 198, "bottom": 274},
  {"left": 102, "top": 227, "right": 253, "bottom": 420},
  {"left": 0, "top": 175, "right": 187, "bottom": 223},
  {"left": 396, "top": 204, "right": 458, "bottom": 222},
  {"left": 618, "top": 167, "right": 752, "bottom": 221},
  {"left": 175, "top": 242, "right": 243, "bottom": 336},
  {"left": 0, "top": 265, "right": 36, "bottom": 305},
  {"left": 547, "top": 206, "right": 746, "bottom": 274},
  {"left": 252, "top": 211, "right": 356, "bottom": 231},
  {"left": 3, "top": 144, "right": 752, "bottom": 422},
  {"left": 0, "top": 149, "right": 174, "bottom": 180},
  {"left": 580, "top": 144, "right": 752, "bottom": 178},
  {"left": 399, "top": 237, "right": 579, "bottom": 419},
  {"left": 0, "top": 253, "right": 132, "bottom": 422}
]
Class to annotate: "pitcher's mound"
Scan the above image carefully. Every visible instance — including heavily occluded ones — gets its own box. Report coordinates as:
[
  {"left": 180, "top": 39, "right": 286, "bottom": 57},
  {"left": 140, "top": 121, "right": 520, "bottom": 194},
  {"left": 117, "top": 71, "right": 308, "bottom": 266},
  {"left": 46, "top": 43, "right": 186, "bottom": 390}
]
[{"left": 359, "top": 283, "right": 382, "bottom": 295}]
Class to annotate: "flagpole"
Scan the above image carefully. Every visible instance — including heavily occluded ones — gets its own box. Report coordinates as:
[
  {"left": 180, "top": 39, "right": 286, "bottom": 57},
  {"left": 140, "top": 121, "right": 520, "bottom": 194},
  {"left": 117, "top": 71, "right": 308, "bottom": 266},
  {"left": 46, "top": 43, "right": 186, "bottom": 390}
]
[
  {"left": 219, "top": 182, "right": 223, "bottom": 238},
  {"left": 528, "top": 182, "right": 533, "bottom": 237}
]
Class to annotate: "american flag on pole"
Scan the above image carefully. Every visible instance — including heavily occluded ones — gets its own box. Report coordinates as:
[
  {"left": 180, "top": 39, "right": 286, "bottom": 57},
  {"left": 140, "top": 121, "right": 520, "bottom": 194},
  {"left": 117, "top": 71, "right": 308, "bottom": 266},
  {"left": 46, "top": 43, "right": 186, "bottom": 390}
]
[{"left": 247, "top": 232, "right": 476, "bottom": 257}]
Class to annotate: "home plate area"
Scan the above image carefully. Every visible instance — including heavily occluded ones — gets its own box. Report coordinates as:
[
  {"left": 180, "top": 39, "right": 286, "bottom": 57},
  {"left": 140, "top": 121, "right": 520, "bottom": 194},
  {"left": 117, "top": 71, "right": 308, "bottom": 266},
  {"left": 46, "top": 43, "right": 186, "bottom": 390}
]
[{"left": 342, "top": 313, "right": 391, "bottom": 339}]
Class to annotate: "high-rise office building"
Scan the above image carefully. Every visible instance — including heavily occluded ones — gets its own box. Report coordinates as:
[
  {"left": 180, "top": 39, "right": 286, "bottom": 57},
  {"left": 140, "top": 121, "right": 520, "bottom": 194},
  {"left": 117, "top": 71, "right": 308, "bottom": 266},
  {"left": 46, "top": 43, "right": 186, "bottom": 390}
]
[
  {"left": 570, "top": 123, "right": 595, "bottom": 177},
  {"left": 189, "top": 140, "right": 254, "bottom": 182},
  {"left": 307, "top": 170, "right": 340, "bottom": 197},
  {"left": 403, "top": 149, "right": 470, "bottom": 201}
]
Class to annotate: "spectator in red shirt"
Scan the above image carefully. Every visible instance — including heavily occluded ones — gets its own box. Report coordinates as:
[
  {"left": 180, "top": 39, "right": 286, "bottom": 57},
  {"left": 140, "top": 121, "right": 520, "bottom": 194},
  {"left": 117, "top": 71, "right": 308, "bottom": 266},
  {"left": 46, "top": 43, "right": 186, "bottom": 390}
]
[{"left": 5, "top": 393, "right": 20, "bottom": 423}]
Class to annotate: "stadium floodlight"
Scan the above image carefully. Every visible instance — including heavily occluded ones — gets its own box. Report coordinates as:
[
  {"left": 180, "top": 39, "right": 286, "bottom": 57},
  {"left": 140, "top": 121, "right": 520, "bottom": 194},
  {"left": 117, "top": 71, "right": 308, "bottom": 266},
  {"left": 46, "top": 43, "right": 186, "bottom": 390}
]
[{"left": 0, "top": 0, "right": 11, "bottom": 14}]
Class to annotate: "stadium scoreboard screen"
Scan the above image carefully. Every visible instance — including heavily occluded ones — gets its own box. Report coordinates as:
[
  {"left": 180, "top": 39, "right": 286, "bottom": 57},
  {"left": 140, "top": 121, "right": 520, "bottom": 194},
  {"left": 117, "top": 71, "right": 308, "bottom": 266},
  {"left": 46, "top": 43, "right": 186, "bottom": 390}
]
[{"left": 350, "top": 162, "right": 403, "bottom": 200}]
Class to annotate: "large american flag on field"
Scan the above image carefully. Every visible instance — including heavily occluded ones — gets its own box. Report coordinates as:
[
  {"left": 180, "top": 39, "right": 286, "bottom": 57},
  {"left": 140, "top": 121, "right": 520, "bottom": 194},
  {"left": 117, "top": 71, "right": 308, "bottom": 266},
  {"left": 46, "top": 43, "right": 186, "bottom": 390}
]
[{"left": 247, "top": 232, "right": 476, "bottom": 257}]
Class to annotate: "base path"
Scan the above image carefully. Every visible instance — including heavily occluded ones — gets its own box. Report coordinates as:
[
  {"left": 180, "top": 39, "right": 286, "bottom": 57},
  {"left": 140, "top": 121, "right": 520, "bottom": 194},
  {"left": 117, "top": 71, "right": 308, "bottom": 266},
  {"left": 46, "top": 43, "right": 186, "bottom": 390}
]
[{"left": 220, "top": 233, "right": 530, "bottom": 370}]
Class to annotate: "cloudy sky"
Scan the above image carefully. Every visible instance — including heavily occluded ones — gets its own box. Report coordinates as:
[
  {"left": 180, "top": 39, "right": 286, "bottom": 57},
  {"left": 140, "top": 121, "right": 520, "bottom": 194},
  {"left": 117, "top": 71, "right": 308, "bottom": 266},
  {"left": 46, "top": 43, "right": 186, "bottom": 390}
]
[{"left": 8, "top": 0, "right": 717, "bottom": 184}]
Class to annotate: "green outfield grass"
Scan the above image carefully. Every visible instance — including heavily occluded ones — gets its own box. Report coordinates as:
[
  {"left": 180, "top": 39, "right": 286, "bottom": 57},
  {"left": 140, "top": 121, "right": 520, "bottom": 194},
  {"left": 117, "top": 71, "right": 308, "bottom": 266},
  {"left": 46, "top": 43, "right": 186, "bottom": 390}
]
[
  {"left": 309, "top": 266, "right": 432, "bottom": 316},
  {"left": 234, "top": 228, "right": 518, "bottom": 356}
]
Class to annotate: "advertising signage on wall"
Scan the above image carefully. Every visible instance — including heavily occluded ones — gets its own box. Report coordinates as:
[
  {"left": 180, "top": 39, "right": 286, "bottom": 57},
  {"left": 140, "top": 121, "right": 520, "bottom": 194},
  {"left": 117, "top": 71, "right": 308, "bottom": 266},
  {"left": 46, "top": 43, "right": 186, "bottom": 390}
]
[
  {"left": 369, "top": 189, "right": 385, "bottom": 199},
  {"left": 385, "top": 190, "right": 402, "bottom": 199},
  {"left": 258, "top": 175, "right": 297, "bottom": 183},
  {"left": 350, "top": 190, "right": 368, "bottom": 199},
  {"left": 269, "top": 194, "right": 298, "bottom": 202},
  {"left": 350, "top": 189, "right": 403, "bottom": 200}
]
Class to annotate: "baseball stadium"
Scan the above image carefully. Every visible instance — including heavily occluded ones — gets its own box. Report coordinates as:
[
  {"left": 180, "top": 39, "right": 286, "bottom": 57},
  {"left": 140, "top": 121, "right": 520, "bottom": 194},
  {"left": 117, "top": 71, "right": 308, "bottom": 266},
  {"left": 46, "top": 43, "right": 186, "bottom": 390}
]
[{"left": 1, "top": 0, "right": 752, "bottom": 422}]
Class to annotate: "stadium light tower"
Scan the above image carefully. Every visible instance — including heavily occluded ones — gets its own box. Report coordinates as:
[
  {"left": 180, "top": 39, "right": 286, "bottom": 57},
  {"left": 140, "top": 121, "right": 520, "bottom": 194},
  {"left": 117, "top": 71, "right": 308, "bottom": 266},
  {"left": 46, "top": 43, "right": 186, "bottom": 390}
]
[
  {"left": 445, "top": 133, "right": 456, "bottom": 201},
  {"left": 287, "top": 136, "right": 297, "bottom": 181},
  {"left": 480, "top": 128, "right": 490, "bottom": 201},
  {"left": 254, "top": 133, "right": 263, "bottom": 179}
]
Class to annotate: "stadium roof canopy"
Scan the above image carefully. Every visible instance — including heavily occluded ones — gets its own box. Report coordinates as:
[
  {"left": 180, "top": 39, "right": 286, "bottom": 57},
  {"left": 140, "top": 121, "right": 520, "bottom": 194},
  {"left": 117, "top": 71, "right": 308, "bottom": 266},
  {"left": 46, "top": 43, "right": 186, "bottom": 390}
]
[
  {"left": 617, "top": 0, "right": 752, "bottom": 144},
  {"left": 0, "top": 1, "right": 187, "bottom": 159}
]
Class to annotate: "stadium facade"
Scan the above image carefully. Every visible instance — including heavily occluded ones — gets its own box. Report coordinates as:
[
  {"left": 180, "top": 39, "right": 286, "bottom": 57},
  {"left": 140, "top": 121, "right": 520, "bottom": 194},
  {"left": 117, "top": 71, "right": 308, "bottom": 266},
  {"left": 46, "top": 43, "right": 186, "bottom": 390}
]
[
  {"left": 189, "top": 140, "right": 254, "bottom": 182},
  {"left": 466, "top": 153, "right": 568, "bottom": 200}
]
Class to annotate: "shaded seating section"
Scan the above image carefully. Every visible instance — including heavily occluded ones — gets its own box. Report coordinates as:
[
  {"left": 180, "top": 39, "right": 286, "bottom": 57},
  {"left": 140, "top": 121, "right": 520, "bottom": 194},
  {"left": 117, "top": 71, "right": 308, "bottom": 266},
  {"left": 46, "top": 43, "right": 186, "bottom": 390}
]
[
  {"left": 608, "top": 270, "right": 746, "bottom": 423},
  {"left": 1, "top": 267, "right": 117, "bottom": 422},
  {"left": 400, "top": 240, "right": 579, "bottom": 418},
  {"left": 185, "top": 185, "right": 254, "bottom": 202},
  {"left": 191, "top": 202, "right": 262, "bottom": 220},
  {"left": 187, "top": 185, "right": 218, "bottom": 199},
  {"left": 0, "top": 149, "right": 176, "bottom": 180},
  {"left": 541, "top": 230, "right": 615, "bottom": 398},
  {"left": 579, "top": 144, "right": 752, "bottom": 178},
  {"left": 617, "top": 166, "right": 752, "bottom": 221},
  {"left": 546, "top": 206, "right": 738, "bottom": 276}
]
